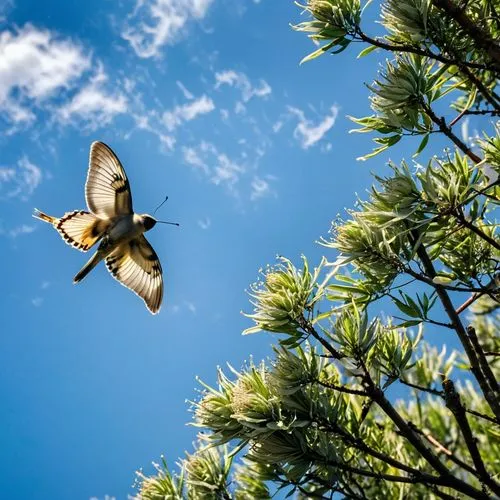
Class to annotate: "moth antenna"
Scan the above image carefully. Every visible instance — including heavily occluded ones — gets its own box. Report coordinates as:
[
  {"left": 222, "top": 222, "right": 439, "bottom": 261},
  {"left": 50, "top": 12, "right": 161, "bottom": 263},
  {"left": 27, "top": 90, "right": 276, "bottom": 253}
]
[
  {"left": 157, "top": 220, "right": 180, "bottom": 227},
  {"left": 153, "top": 195, "right": 169, "bottom": 216}
]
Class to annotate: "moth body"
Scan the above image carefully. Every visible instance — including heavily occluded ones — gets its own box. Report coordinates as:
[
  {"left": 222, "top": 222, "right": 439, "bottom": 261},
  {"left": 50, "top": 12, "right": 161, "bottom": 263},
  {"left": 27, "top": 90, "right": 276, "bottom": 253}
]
[{"left": 33, "top": 142, "right": 165, "bottom": 314}]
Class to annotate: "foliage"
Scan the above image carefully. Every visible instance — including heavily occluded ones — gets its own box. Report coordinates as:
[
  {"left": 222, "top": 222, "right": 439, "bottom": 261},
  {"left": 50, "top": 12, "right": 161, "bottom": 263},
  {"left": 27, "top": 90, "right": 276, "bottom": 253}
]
[{"left": 135, "top": 0, "right": 500, "bottom": 498}]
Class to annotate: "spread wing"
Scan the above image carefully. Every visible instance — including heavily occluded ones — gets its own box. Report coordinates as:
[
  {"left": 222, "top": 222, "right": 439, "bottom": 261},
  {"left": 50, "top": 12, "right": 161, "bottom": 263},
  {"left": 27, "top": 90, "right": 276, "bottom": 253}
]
[
  {"left": 86, "top": 141, "right": 133, "bottom": 218},
  {"left": 105, "top": 235, "right": 163, "bottom": 314},
  {"left": 34, "top": 209, "right": 109, "bottom": 252}
]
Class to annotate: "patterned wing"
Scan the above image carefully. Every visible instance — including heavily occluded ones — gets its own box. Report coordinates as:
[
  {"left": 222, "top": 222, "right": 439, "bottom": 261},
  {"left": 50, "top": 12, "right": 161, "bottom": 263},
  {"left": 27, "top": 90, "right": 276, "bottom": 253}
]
[
  {"left": 105, "top": 235, "right": 163, "bottom": 314},
  {"left": 86, "top": 141, "right": 133, "bottom": 218},
  {"left": 34, "top": 209, "right": 109, "bottom": 252}
]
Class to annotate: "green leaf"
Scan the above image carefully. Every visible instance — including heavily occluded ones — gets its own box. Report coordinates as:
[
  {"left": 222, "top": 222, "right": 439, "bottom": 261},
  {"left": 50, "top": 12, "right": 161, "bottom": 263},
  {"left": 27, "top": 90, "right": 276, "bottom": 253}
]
[
  {"left": 402, "top": 293, "right": 421, "bottom": 316},
  {"left": 300, "top": 39, "right": 338, "bottom": 64},
  {"left": 357, "top": 145, "right": 389, "bottom": 161},
  {"left": 413, "top": 133, "right": 430, "bottom": 157},
  {"left": 313, "top": 310, "right": 335, "bottom": 323},
  {"left": 391, "top": 320, "right": 423, "bottom": 328},
  {"left": 357, "top": 45, "right": 378, "bottom": 58},
  {"left": 330, "top": 38, "right": 351, "bottom": 54},
  {"left": 393, "top": 297, "right": 421, "bottom": 318}
]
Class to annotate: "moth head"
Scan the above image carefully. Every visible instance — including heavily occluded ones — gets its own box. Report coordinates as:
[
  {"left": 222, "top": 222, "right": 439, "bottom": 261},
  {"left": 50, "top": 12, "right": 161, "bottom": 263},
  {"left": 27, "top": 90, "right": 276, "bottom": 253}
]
[{"left": 142, "top": 214, "right": 157, "bottom": 231}]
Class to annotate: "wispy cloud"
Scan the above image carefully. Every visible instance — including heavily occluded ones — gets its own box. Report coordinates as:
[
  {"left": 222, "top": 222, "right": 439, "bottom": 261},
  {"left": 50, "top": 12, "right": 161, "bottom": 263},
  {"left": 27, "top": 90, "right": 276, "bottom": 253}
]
[
  {"left": 0, "top": 156, "right": 42, "bottom": 199},
  {"left": 31, "top": 297, "right": 43, "bottom": 307},
  {"left": 250, "top": 175, "right": 275, "bottom": 201},
  {"left": 162, "top": 95, "right": 215, "bottom": 131},
  {"left": 182, "top": 146, "right": 208, "bottom": 173},
  {"left": 288, "top": 105, "right": 338, "bottom": 149},
  {"left": 122, "top": 0, "right": 215, "bottom": 59},
  {"left": 9, "top": 224, "right": 36, "bottom": 238},
  {"left": 215, "top": 70, "right": 272, "bottom": 103},
  {"left": 182, "top": 140, "right": 245, "bottom": 195},
  {"left": 185, "top": 301, "right": 196, "bottom": 314},
  {"left": 169, "top": 301, "right": 197, "bottom": 314},
  {"left": 0, "top": 24, "right": 90, "bottom": 125},
  {"left": 212, "top": 153, "right": 244, "bottom": 190},
  {"left": 176, "top": 80, "right": 194, "bottom": 100},
  {"left": 198, "top": 217, "right": 211, "bottom": 229},
  {"left": 57, "top": 65, "right": 127, "bottom": 129},
  {"left": 0, "top": 0, "right": 14, "bottom": 23},
  {"left": 272, "top": 120, "right": 283, "bottom": 133}
]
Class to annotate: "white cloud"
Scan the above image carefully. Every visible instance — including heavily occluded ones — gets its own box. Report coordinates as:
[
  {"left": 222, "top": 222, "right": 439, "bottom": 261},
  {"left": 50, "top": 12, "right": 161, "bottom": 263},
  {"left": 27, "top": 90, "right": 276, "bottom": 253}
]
[
  {"left": 32, "top": 297, "right": 43, "bottom": 307},
  {"left": 215, "top": 70, "right": 272, "bottom": 103},
  {"left": 272, "top": 120, "right": 283, "bottom": 133},
  {"left": 288, "top": 105, "right": 338, "bottom": 149},
  {"left": 183, "top": 146, "right": 208, "bottom": 173},
  {"left": 176, "top": 80, "right": 194, "bottom": 99},
  {"left": 162, "top": 94, "right": 215, "bottom": 131},
  {"left": 159, "top": 133, "right": 176, "bottom": 151},
  {"left": 0, "top": 0, "right": 14, "bottom": 22},
  {"left": 57, "top": 66, "right": 127, "bottom": 129},
  {"left": 122, "top": 0, "right": 215, "bottom": 59},
  {"left": 234, "top": 101, "right": 246, "bottom": 114},
  {"left": 0, "top": 24, "right": 90, "bottom": 124},
  {"left": 0, "top": 156, "right": 42, "bottom": 199},
  {"left": 250, "top": 176, "right": 272, "bottom": 201},
  {"left": 0, "top": 167, "right": 15, "bottom": 183},
  {"left": 198, "top": 217, "right": 211, "bottom": 229},
  {"left": 181, "top": 141, "right": 244, "bottom": 195},
  {"left": 185, "top": 301, "right": 196, "bottom": 313},
  {"left": 211, "top": 153, "right": 244, "bottom": 189},
  {"left": 168, "top": 302, "right": 196, "bottom": 314},
  {"left": 9, "top": 224, "right": 36, "bottom": 238}
]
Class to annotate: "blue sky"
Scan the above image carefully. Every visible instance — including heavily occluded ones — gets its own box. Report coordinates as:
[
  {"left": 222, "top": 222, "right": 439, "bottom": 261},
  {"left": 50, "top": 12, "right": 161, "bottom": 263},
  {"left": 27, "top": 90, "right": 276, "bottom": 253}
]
[{"left": 0, "top": 1, "right": 462, "bottom": 499}]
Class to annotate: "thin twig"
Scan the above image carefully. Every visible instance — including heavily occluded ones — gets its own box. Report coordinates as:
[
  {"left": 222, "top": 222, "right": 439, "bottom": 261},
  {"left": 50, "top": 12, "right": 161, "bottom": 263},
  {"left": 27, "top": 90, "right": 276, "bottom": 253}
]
[
  {"left": 298, "top": 316, "right": 344, "bottom": 360},
  {"left": 409, "top": 423, "right": 479, "bottom": 477},
  {"left": 361, "top": 372, "right": 488, "bottom": 499},
  {"left": 420, "top": 101, "right": 483, "bottom": 163},
  {"left": 354, "top": 29, "right": 489, "bottom": 71},
  {"left": 400, "top": 379, "right": 444, "bottom": 396},
  {"left": 410, "top": 231, "right": 500, "bottom": 421},
  {"left": 466, "top": 325, "right": 500, "bottom": 403},
  {"left": 455, "top": 209, "right": 500, "bottom": 251},
  {"left": 463, "top": 109, "right": 500, "bottom": 116},
  {"left": 314, "top": 378, "right": 368, "bottom": 396},
  {"left": 442, "top": 378, "right": 500, "bottom": 495},
  {"left": 465, "top": 407, "right": 500, "bottom": 426},
  {"left": 432, "top": 0, "right": 500, "bottom": 68}
]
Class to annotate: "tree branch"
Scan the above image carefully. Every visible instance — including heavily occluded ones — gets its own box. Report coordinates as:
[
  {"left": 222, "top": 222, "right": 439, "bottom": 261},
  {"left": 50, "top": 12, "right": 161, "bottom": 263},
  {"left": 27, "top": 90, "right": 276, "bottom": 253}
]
[
  {"left": 456, "top": 64, "right": 500, "bottom": 112},
  {"left": 314, "top": 378, "right": 369, "bottom": 396},
  {"left": 409, "top": 423, "right": 480, "bottom": 478},
  {"left": 442, "top": 378, "right": 500, "bottom": 496},
  {"left": 399, "top": 379, "right": 444, "bottom": 396},
  {"left": 354, "top": 29, "right": 489, "bottom": 71},
  {"left": 466, "top": 325, "right": 500, "bottom": 403},
  {"left": 432, "top": 0, "right": 500, "bottom": 68},
  {"left": 465, "top": 407, "right": 500, "bottom": 426},
  {"left": 420, "top": 101, "right": 483, "bottom": 163},
  {"left": 365, "top": 382, "right": 488, "bottom": 499},
  {"left": 298, "top": 316, "right": 344, "bottom": 360},
  {"left": 462, "top": 109, "right": 500, "bottom": 117},
  {"left": 455, "top": 209, "right": 500, "bottom": 251},
  {"left": 410, "top": 230, "right": 500, "bottom": 421}
]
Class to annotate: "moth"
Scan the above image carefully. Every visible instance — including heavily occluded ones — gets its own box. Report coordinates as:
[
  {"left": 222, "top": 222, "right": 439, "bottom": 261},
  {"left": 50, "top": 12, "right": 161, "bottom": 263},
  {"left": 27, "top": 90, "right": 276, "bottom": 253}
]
[{"left": 34, "top": 141, "right": 175, "bottom": 314}]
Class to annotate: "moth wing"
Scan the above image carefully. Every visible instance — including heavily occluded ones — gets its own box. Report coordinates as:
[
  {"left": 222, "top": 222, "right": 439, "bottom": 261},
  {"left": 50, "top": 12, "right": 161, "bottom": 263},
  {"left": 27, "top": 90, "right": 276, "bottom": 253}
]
[
  {"left": 86, "top": 141, "right": 133, "bottom": 218},
  {"left": 40, "top": 209, "right": 109, "bottom": 252},
  {"left": 105, "top": 235, "right": 163, "bottom": 314}
]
